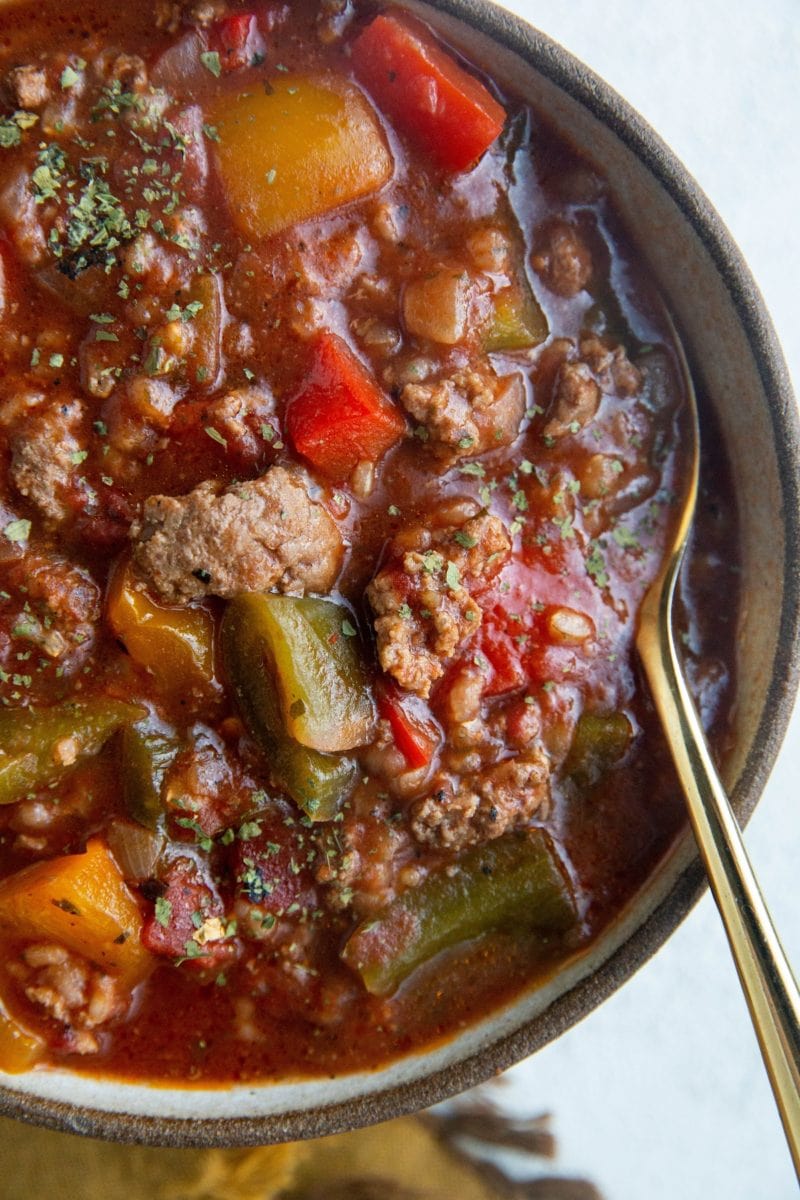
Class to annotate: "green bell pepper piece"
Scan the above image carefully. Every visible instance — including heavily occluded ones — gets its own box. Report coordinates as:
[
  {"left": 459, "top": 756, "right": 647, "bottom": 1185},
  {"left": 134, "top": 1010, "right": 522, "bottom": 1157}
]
[
  {"left": 480, "top": 204, "right": 548, "bottom": 353},
  {"left": 230, "top": 594, "right": 373, "bottom": 753},
  {"left": 0, "top": 699, "right": 147, "bottom": 806},
  {"left": 120, "top": 725, "right": 180, "bottom": 830},
  {"left": 566, "top": 710, "right": 633, "bottom": 785},
  {"left": 342, "top": 829, "right": 579, "bottom": 995},
  {"left": 222, "top": 594, "right": 366, "bottom": 820},
  {"left": 483, "top": 282, "right": 548, "bottom": 352}
]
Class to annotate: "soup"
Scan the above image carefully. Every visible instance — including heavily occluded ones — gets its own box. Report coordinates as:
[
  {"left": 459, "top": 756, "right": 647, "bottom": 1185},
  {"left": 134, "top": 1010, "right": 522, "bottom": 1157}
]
[{"left": 0, "top": 0, "right": 738, "bottom": 1082}]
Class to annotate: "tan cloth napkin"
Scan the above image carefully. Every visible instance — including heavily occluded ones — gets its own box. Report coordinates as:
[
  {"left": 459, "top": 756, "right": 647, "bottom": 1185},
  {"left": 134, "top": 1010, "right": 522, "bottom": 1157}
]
[{"left": 0, "top": 1099, "right": 603, "bottom": 1199}]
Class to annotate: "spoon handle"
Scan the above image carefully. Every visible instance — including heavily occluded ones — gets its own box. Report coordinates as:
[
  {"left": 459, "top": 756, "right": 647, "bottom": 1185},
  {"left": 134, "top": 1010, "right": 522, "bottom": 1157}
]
[{"left": 639, "top": 565, "right": 800, "bottom": 1179}]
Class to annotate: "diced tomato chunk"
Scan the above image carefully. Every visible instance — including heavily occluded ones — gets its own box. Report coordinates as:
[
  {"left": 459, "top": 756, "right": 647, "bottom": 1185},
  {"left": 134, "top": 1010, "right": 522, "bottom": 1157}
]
[
  {"left": 377, "top": 681, "right": 441, "bottom": 770},
  {"left": 477, "top": 612, "right": 527, "bottom": 697},
  {"left": 286, "top": 331, "right": 406, "bottom": 481},
  {"left": 73, "top": 487, "right": 136, "bottom": 552},
  {"left": 208, "top": 13, "right": 265, "bottom": 71},
  {"left": 351, "top": 12, "right": 506, "bottom": 172},
  {"left": 229, "top": 818, "right": 317, "bottom": 921},
  {"left": 141, "top": 857, "right": 236, "bottom": 971}
]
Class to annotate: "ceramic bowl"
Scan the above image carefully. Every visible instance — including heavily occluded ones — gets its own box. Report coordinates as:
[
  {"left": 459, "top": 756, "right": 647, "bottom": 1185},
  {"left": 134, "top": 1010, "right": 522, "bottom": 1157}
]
[{"left": 1, "top": 0, "right": 798, "bottom": 1147}]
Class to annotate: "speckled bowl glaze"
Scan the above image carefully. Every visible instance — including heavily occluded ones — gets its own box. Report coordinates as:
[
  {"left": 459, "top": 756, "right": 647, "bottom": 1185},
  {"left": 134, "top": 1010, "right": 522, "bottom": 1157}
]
[{"left": 1, "top": 0, "right": 799, "bottom": 1148}]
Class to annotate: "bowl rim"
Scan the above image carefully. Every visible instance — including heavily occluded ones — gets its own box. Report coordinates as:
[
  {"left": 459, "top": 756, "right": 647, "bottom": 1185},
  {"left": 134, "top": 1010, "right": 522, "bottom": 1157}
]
[{"left": 2, "top": 0, "right": 799, "bottom": 1149}]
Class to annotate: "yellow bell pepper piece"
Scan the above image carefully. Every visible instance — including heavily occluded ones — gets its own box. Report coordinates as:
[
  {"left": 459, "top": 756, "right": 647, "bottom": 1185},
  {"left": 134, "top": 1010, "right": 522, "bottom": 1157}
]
[
  {"left": 0, "top": 838, "right": 151, "bottom": 986},
  {"left": 0, "top": 1003, "right": 45, "bottom": 1074},
  {"left": 107, "top": 557, "right": 216, "bottom": 701},
  {"left": 209, "top": 75, "right": 393, "bottom": 237}
]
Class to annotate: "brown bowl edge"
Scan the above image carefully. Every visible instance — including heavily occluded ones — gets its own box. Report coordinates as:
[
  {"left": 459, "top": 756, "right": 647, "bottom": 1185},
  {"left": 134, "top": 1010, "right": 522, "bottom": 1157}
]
[{"left": 1, "top": 0, "right": 799, "bottom": 1148}]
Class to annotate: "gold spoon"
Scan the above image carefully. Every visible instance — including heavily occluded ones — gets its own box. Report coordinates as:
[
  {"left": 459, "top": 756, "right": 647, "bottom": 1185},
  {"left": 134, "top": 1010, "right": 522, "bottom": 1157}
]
[{"left": 635, "top": 329, "right": 800, "bottom": 1178}]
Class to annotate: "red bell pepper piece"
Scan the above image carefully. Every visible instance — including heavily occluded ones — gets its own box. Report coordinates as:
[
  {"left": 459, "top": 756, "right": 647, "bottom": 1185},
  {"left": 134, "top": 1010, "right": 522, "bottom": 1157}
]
[
  {"left": 286, "top": 331, "right": 406, "bottom": 481},
  {"left": 351, "top": 11, "right": 506, "bottom": 172},
  {"left": 377, "top": 681, "right": 440, "bottom": 770},
  {"left": 208, "top": 13, "right": 264, "bottom": 71}
]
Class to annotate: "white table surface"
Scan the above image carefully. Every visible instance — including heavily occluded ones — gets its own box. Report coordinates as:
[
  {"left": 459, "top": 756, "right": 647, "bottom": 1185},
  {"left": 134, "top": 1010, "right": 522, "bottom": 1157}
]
[{"left": 489, "top": 2, "right": 800, "bottom": 1196}]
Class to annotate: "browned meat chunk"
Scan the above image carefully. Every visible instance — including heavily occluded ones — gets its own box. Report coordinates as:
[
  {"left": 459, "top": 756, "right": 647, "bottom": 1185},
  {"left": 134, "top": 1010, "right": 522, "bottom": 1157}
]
[
  {"left": 154, "top": 0, "right": 180, "bottom": 30},
  {"left": 189, "top": 0, "right": 227, "bottom": 24},
  {"left": 315, "top": 802, "right": 409, "bottom": 917},
  {"left": 541, "top": 334, "right": 642, "bottom": 440},
  {"left": 7, "top": 64, "right": 50, "bottom": 108},
  {"left": 162, "top": 733, "right": 249, "bottom": 838},
  {"left": 544, "top": 361, "right": 601, "bottom": 439},
  {"left": 531, "top": 218, "right": 593, "bottom": 297},
  {"left": 368, "top": 567, "right": 479, "bottom": 698},
  {"left": 580, "top": 334, "right": 643, "bottom": 397},
  {"left": 154, "top": 0, "right": 225, "bottom": 30},
  {"left": 411, "top": 746, "right": 551, "bottom": 851},
  {"left": 100, "top": 52, "right": 148, "bottom": 92},
  {"left": 200, "top": 385, "right": 276, "bottom": 463},
  {"left": 367, "top": 512, "right": 511, "bottom": 698},
  {"left": 9, "top": 399, "right": 85, "bottom": 523},
  {"left": 401, "top": 364, "right": 524, "bottom": 463},
  {"left": 203, "top": 386, "right": 274, "bottom": 434},
  {"left": 131, "top": 466, "right": 343, "bottom": 603}
]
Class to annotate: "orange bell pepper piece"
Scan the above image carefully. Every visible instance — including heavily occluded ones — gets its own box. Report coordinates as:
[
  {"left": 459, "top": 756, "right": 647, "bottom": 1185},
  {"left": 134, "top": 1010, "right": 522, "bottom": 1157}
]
[
  {"left": 0, "top": 839, "right": 151, "bottom": 986},
  {"left": 0, "top": 1003, "right": 45, "bottom": 1074},
  {"left": 107, "top": 557, "right": 216, "bottom": 701},
  {"left": 209, "top": 75, "right": 393, "bottom": 237}
]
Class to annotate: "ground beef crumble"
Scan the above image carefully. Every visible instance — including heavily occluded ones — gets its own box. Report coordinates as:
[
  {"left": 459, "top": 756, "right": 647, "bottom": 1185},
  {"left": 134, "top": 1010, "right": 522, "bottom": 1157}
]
[
  {"left": 411, "top": 745, "right": 551, "bottom": 852},
  {"left": 367, "top": 511, "right": 511, "bottom": 698},
  {"left": 401, "top": 364, "right": 525, "bottom": 463},
  {"left": 7, "top": 943, "right": 127, "bottom": 1055}
]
